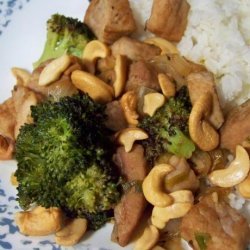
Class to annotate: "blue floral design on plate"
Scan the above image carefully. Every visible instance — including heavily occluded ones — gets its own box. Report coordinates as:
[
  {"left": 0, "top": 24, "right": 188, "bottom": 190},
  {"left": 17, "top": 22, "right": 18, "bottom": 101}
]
[{"left": 0, "top": 0, "right": 31, "bottom": 35}]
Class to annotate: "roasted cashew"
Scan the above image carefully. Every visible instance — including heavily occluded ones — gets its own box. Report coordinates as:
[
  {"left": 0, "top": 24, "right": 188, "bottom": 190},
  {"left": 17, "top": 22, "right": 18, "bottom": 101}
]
[
  {"left": 238, "top": 172, "right": 250, "bottom": 199},
  {"left": 189, "top": 92, "right": 219, "bottom": 151},
  {"left": 143, "top": 93, "right": 165, "bottom": 117},
  {"left": 10, "top": 172, "right": 18, "bottom": 186},
  {"left": 209, "top": 145, "right": 250, "bottom": 188},
  {"left": 113, "top": 55, "right": 127, "bottom": 98},
  {"left": 134, "top": 224, "right": 159, "bottom": 250},
  {"left": 151, "top": 190, "right": 194, "bottom": 229},
  {"left": 157, "top": 73, "right": 176, "bottom": 98},
  {"left": 15, "top": 206, "right": 63, "bottom": 236},
  {"left": 142, "top": 164, "right": 174, "bottom": 207},
  {"left": 116, "top": 128, "right": 148, "bottom": 152},
  {"left": 120, "top": 91, "right": 139, "bottom": 126},
  {"left": 144, "top": 37, "right": 179, "bottom": 55},
  {"left": 55, "top": 218, "right": 88, "bottom": 246},
  {"left": 39, "top": 54, "right": 72, "bottom": 86},
  {"left": 11, "top": 67, "right": 31, "bottom": 86},
  {"left": 82, "top": 40, "right": 110, "bottom": 74},
  {"left": 71, "top": 70, "right": 114, "bottom": 103}
]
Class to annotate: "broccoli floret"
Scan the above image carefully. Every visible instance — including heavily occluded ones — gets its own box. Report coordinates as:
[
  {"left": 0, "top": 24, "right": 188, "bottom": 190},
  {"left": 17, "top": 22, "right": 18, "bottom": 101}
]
[
  {"left": 139, "top": 86, "right": 195, "bottom": 166},
  {"left": 33, "top": 14, "right": 95, "bottom": 68},
  {"left": 15, "top": 94, "right": 120, "bottom": 230}
]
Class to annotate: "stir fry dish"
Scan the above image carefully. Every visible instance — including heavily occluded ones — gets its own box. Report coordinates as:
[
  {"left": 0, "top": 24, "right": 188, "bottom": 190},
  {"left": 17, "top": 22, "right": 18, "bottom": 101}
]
[{"left": 0, "top": 0, "right": 250, "bottom": 249}]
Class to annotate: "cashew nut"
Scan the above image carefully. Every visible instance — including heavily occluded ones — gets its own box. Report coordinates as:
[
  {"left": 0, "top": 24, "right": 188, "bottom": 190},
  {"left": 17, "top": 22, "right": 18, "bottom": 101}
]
[
  {"left": 39, "top": 54, "right": 72, "bottom": 86},
  {"left": 169, "top": 190, "right": 194, "bottom": 203},
  {"left": 189, "top": 93, "right": 219, "bottom": 151},
  {"left": 143, "top": 93, "right": 165, "bottom": 117},
  {"left": 55, "top": 218, "right": 88, "bottom": 246},
  {"left": 142, "top": 164, "right": 174, "bottom": 207},
  {"left": 144, "top": 37, "right": 179, "bottom": 55},
  {"left": 82, "top": 40, "right": 110, "bottom": 74},
  {"left": 238, "top": 172, "right": 250, "bottom": 199},
  {"left": 116, "top": 128, "right": 148, "bottom": 152},
  {"left": 10, "top": 172, "right": 18, "bottom": 186},
  {"left": 11, "top": 67, "right": 31, "bottom": 86},
  {"left": 15, "top": 206, "right": 63, "bottom": 236},
  {"left": 120, "top": 91, "right": 139, "bottom": 126},
  {"left": 157, "top": 73, "right": 176, "bottom": 98},
  {"left": 113, "top": 55, "right": 127, "bottom": 98},
  {"left": 209, "top": 145, "right": 250, "bottom": 188},
  {"left": 151, "top": 189, "right": 193, "bottom": 230},
  {"left": 134, "top": 224, "right": 159, "bottom": 250},
  {"left": 71, "top": 70, "right": 114, "bottom": 103}
]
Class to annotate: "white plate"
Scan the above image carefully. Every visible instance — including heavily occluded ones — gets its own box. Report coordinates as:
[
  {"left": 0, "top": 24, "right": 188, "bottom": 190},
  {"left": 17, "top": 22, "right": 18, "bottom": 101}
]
[{"left": 0, "top": 1, "right": 133, "bottom": 249}]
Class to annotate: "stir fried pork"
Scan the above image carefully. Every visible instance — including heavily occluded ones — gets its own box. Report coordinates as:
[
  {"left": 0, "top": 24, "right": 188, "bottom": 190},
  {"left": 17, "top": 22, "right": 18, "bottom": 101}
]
[
  {"left": 0, "top": 97, "right": 16, "bottom": 159},
  {"left": 111, "top": 37, "right": 161, "bottom": 62},
  {"left": 220, "top": 99, "right": 250, "bottom": 154},
  {"left": 146, "top": 0, "right": 190, "bottom": 42},
  {"left": 181, "top": 193, "right": 250, "bottom": 250},
  {"left": 84, "top": 0, "right": 136, "bottom": 44},
  {"left": 12, "top": 86, "right": 41, "bottom": 139},
  {"left": 126, "top": 60, "right": 160, "bottom": 92},
  {"left": 104, "top": 101, "right": 128, "bottom": 131},
  {"left": 112, "top": 144, "right": 148, "bottom": 246},
  {"left": 187, "top": 71, "right": 224, "bottom": 129}
]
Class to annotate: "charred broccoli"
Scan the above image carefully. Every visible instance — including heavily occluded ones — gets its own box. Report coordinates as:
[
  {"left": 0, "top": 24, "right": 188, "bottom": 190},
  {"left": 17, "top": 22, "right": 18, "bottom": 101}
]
[
  {"left": 15, "top": 94, "right": 120, "bottom": 230},
  {"left": 139, "top": 86, "right": 195, "bottom": 166},
  {"left": 33, "top": 14, "right": 94, "bottom": 68}
]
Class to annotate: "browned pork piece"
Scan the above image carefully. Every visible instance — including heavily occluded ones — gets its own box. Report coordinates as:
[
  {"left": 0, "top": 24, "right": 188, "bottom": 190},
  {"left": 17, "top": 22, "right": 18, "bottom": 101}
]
[
  {"left": 0, "top": 97, "right": 16, "bottom": 160},
  {"left": 112, "top": 144, "right": 148, "bottom": 246},
  {"left": 111, "top": 36, "right": 161, "bottom": 61},
  {"left": 12, "top": 86, "right": 42, "bottom": 139},
  {"left": 187, "top": 71, "right": 224, "bottom": 129},
  {"left": 146, "top": 0, "right": 190, "bottom": 42},
  {"left": 181, "top": 193, "right": 250, "bottom": 250},
  {"left": 104, "top": 101, "right": 128, "bottom": 131},
  {"left": 126, "top": 60, "right": 160, "bottom": 91},
  {"left": 84, "top": 0, "right": 136, "bottom": 44},
  {"left": 220, "top": 99, "right": 250, "bottom": 154}
]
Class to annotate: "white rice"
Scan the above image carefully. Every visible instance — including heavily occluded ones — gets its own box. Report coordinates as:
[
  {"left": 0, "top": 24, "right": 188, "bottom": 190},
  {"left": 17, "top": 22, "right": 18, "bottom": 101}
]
[{"left": 178, "top": 0, "right": 250, "bottom": 107}]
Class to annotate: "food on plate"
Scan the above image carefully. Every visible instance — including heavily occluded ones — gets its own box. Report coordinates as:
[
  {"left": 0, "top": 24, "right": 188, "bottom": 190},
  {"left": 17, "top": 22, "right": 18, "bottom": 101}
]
[
  {"left": 139, "top": 86, "right": 196, "bottom": 165},
  {"left": 0, "top": 0, "right": 250, "bottom": 249},
  {"left": 181, "top": 193, "right": 250, "bottom": 250},
  {"left": 33, "top": 14, "right": 94, "bottom": 68},
  {"left": 220, "top": 99, "right": 250, "bottom": 154},
  {"left": 84, "top": 0, "right": 136, "bottom": 44},
  {"left": 146, "top": 0, "right": 190, "bottom": 42}
]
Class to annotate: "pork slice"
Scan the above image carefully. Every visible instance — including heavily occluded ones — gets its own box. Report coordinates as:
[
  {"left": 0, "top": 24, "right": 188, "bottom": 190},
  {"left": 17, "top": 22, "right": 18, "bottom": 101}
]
[
  {"left": 12, "top": 86, "right": 41, "bottom": 139},
  {"left": 111, "top": 36, "right": 161, "bottom": 62},
  {"left": 181, "top": 193, "right": 250, "bottom": 250},
  {"left": 126, "top": 60, "right": 160, "bottom": 92},
  {"left": 0, "top": 97, "right": 16, "bottom": 160},
  {"left": 111, "top": 144, "right": 148, "bottom": 246},
  {"left": 113, "top": 144, "right": 148, "bottom": 181},
  {"left": 220, "top": 99, "right": 250, "bottom": 153},
  {"left": 105, "top": 101, "right": 128, "bottom": 132},
  {"left": 84, "top": 0, "right": 136, "bottom": 44},
  {"left": 111, "top": 188, "right": 147, "bottom": 247},
  {"left": 146, "top": 0, "right": 190, "bottom": 42},
  {"left": 187, "top": 71, "right": 224, "bottom": 129}
]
